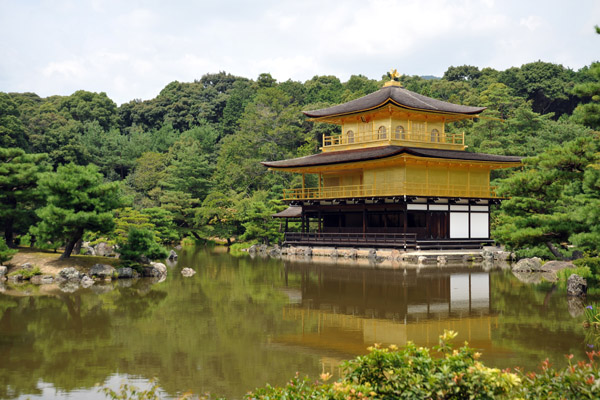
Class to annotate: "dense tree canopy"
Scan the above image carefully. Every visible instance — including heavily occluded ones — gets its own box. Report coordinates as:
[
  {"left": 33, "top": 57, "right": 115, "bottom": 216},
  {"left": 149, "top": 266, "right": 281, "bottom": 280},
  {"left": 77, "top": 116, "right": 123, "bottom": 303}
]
[{"left": 0, "top": 58, "right": 598, "bottom": 252}]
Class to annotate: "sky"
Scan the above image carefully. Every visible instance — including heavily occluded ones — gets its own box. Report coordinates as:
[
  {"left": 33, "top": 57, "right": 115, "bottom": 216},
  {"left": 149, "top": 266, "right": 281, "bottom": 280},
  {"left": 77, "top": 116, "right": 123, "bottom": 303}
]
[{"left": 1, "top": 0, "right": 599, "bottom": 105}]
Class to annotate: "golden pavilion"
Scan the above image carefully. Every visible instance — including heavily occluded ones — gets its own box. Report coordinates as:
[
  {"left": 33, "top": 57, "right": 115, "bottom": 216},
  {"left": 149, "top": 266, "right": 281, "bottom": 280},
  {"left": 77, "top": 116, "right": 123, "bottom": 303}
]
[{"left": 262, "top": 74, "right": 522, "bottom": 249}]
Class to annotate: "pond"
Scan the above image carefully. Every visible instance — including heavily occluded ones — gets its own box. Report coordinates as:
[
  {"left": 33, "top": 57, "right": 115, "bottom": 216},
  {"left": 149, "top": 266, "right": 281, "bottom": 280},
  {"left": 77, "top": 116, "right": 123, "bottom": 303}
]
[{"left": 0, "top": 246, "right": 594, "bottom": 399}]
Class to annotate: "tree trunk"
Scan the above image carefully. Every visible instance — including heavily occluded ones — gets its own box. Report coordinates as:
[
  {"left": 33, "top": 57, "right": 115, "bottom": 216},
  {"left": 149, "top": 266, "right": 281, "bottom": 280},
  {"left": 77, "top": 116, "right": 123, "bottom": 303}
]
[
  {"left": 73, "top": 238, "right": 83, "bottom": 255},
  {"left": 545, "top": 241, "right": 565, "bottom": 260},
  {"left": 226, "top": 237, "right": 232, "bottom": 246},
  {"left": 191, "top": 231, "right": 202, "bottom": 241},
  {"left": 4, "top": 221, "right": 15, "bottom": 248},
  {"left": 60, "top": 230, "right": 83, "bottom": 259}
]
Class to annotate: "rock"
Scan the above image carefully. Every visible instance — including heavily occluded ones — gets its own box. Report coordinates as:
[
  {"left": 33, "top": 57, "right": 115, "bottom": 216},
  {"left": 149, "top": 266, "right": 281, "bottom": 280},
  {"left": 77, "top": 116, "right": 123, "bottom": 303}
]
[
  {"left": 268, "top": 246, "right": 281, "bottom": 257},
  {"left": 116, "top": 267, "right": 135, "bottom": 279},
  {"left": 541, "top": 260, "right": 575, "bottom": 272},
  {"left": 248, "top": 244, "right": 258, "bottom": 255},
  {"left": 95, "top": 242, "right": 116, "bottom": 257},
  {"left": 330, "top": 249, "right": 338, "bottom": 258},
  {"left": 367, "top": 249, "right": 377, "bottom": 259},
  {"left": 0, "top": 266, "right": 7, "bottom": 278},
  {"left": 437, "top": 256, "right": 447, "bottom": 265},
  {"left": 7, "top": 274, "right": 23, "bottom": 283},
  {"left": 59, "top": 267, "right": 81, "bottom": 281},
  {"left": 168, "top": 249, "right": 178, "bottom": 260},
  {"left": 418, "top": 256, "right": 427, "bottom": 265},
  {"left": 304, "top": 247, "right": 312, "bottom": 257},
  {"left": 139, "top": 255, "right": 151, "bottom": 265},
  {"left": 513, "top": 257, "right": 543, "bottom": 272},
  {"left": 482, "top": 249, "right": 494, "bottom": 261},
  {"left": 20, "top": 263, "right": 34, "bottom": 271},
  {"left": 258, "top": 244, "right": 268, "bottom": 254},
  {"left": 494, "top": 251, "right": 511, "bottom": 261},
  {"left": 175, "top": 244, "right": 183, "bottom": 250},
  {"left": 567, "top": 274, "right": 587, "bottom": 297},
  {"left": 181, "top": 267, "right": 196, "bottom": 277},
  {"left": 89, "top": 263, "right": 116, "bottom": 279},
  {"left": 82, "top": 244, "right": 96, "bottom": 256},
  {"left": 142, "top": 262, "right": 167, "bottom": 278},
  {"left": 80, "top": 275, "right": 95, "bottom": 288},
  {"left": 30, "top": 275, "right": 54, "bottom": 285}
]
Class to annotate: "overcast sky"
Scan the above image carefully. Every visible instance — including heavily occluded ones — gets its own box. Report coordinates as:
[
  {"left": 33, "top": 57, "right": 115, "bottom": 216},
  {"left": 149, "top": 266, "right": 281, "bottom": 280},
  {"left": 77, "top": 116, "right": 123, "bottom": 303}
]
[{"left": 1, "top": 0, "right": 599, "bottom": 105}]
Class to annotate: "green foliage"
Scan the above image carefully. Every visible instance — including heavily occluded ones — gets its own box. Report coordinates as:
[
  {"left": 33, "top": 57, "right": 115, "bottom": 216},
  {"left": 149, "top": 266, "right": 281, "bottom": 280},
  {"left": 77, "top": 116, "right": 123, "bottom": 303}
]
[
  {"left": 494, "top": 137, "right": 600, "bottom": 258},
  {"left": 8, "top": 266, "right": 41, "bottom": 279},
  {"left": 32, "top": 163, "right": 122, "bottom": 258},
  {"left": 0, "top": 237, "right": 17, "bottom": 263},
  {"left": 584, "top": 304, "right": 600, "bottom": 328},
  {"left": 0, "top": 147, "right": 49, "bottom": 247},
  {"left": 117, "top": 227, "right": 168, "bottom": 265},
  {"left": 0, "top": 92, "right": 28, "bottom": 149}
]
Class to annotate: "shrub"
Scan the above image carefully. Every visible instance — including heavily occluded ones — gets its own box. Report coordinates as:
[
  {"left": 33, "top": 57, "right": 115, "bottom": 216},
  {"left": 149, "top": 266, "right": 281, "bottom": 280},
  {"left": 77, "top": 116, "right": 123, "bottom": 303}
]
[
  {"left": 117, "top": 228, "right": 168, "bottom": 266},
  {"left": 8, "top": 266, "right": 41, "bottom": 279}
]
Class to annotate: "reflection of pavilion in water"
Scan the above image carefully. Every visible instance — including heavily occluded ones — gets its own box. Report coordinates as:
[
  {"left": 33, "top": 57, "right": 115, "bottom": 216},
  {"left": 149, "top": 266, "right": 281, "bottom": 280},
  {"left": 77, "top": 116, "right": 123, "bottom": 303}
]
[{"left": 277, "top": 262, "right": 497, "bottom": 373}]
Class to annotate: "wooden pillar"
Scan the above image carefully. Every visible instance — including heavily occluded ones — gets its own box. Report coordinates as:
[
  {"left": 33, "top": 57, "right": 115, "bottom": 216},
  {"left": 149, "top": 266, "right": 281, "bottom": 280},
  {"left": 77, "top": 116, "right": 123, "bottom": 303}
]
[
  {"left": 302, "top": 173, "right": 306, "bottom": 199},
  {"left": 363, "top": 206, "right": 367, "bottom": 239}
]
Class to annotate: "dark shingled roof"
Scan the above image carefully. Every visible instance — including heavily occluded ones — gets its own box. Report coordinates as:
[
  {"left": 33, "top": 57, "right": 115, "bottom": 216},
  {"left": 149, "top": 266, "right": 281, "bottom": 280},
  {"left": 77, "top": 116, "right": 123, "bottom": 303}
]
[
  {"left": 262, "top": 146, "right": 522, "bottom": 169},
  {"left": 272, "top": 206, "right": 303, "bottom": 218},
  {"left": 303, "top": 85, "right": 486, "bottom": 118}
]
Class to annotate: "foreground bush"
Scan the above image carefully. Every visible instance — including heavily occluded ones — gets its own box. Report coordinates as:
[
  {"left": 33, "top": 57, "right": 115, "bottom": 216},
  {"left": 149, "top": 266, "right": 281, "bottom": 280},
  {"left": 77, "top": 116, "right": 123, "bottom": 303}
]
[
  {"left": 248, "top": 331, "right": 599, "bottom": 400},
  {"left": 103, "top": 331, "right": 600, "bottom": 400}
]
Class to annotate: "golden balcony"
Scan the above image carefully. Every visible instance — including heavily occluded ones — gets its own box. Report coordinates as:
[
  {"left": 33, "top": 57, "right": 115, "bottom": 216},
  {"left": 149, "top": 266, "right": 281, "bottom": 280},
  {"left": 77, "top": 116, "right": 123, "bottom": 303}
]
[
  {"left": 322, "top": 130, "right": 465, "bottom": 152},
  {"left": 282, "top": 182, "right": 498, "bottom": 201}
]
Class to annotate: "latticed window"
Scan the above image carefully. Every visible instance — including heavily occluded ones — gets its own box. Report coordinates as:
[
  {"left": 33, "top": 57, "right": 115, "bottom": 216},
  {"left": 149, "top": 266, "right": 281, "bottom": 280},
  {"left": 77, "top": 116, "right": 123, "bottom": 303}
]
[
  {"left": 395, "top": 125, "right": 405, "bottom": 139},
  {"left": 378, "top": 125, "right": 387, "bottom": 139},
  {"left": 347, "top": 130, "right": 355, "bottom": 143},
  {"left": 431, "top": 128, "right": 440, "bottom": 142}
]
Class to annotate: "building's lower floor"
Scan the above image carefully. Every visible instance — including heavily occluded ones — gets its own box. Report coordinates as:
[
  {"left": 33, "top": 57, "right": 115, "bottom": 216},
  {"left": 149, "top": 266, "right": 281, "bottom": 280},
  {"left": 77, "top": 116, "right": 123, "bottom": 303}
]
[{"left": 275, "top": 196, "right": 497, "bottom": 250}]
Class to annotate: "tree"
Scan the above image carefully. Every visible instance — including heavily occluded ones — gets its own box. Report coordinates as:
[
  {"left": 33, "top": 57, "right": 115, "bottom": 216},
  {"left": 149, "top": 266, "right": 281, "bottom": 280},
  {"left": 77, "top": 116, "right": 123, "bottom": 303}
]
[
  {"left": 494, "top": 137, "right": 600, "bottom": 258},
  {"left": 0, "top": 237, "right": 17, "bottom": 264},
  {"left": 0, "top": 93, "right": 28, "bottom": 149},
  {"left": 32, "top": 163, "right": 122, "bottom": 258},
  {"left": 443, "top": 65, "right": 482, "bottom": 84},
  {"left": 195, "top": 191, "right": 244, "bottom": 245},
  {"left": 117, "top": 227, "right": 168, "bottom": 265},
  {"left": 0, "top": 148, "right": 49, "bottom": 247}
]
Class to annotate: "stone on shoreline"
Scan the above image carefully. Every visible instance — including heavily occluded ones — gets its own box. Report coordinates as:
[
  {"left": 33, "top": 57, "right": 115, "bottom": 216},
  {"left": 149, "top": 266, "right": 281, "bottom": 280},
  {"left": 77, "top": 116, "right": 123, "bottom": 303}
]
[
  {"left": 512, "top": 257, "right": 543, "bottom": 272},
  {"left": 567, "top": 274, "right": 587, "bottom": 297},
  {"left": 168, "top": 249, "right": 178, "bottom": 260},
  {"left": 89, "top": 263, "right": 116, "bottom": 279},
  {"left": 58, "top": 267, "right": 82, "bottom": 281},
  {"left": 142, "top": 262, "right": 167, "bottom": 279},
  {"left": 0, "top": 266, "right": 7, "bottom": 279}
]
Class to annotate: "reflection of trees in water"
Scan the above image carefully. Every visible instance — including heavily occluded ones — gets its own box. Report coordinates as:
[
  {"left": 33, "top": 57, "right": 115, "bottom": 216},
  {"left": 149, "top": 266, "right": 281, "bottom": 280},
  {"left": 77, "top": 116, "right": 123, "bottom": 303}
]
[
  {"left": 487, "top": 270, "right": 587, "bottom": 370},
  {"left": 0, "top": 282, "right": 168, "bottom": 399},
  {"left": 0, "top": 248, "right": 319, "bottom": 400}
]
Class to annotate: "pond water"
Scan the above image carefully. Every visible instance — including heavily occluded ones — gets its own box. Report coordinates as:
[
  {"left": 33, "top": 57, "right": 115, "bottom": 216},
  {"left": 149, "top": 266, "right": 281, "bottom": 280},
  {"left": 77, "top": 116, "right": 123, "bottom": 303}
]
[{"left": 0, "top": 246, "right": 594, "bottom": 399}]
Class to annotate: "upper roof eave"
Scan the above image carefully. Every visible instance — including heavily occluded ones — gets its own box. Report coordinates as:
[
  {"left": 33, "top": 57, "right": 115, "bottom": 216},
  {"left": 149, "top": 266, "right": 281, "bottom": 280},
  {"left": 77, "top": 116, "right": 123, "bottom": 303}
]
[{"left": 303, "top": 85, "right": 486, "bottom": 119}]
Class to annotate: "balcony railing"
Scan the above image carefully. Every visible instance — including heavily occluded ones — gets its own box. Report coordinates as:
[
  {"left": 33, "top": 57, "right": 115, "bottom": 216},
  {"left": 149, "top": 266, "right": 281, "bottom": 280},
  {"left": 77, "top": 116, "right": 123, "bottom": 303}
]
[
  {"left": 322, "top": 130, "right": 465, "bottom": 151},
  {"left": 283, "top": 182, "right": 498, "bottom": 201}
]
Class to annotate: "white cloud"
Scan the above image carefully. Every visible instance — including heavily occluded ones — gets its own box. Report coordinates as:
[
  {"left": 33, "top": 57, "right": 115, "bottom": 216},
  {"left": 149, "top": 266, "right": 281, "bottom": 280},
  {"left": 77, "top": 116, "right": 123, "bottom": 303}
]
[
  {"left": 519, "top": 15, "right": 543, "bottom": 31},
  {"left": 1, "top": 0, "right": 599, "bottom": 104}
]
